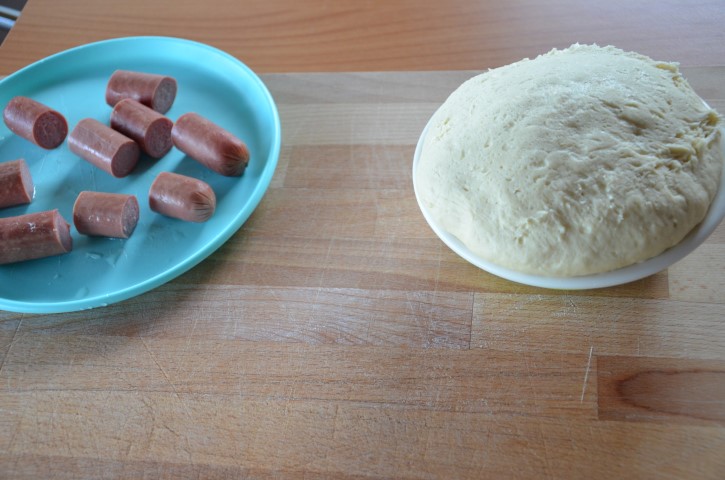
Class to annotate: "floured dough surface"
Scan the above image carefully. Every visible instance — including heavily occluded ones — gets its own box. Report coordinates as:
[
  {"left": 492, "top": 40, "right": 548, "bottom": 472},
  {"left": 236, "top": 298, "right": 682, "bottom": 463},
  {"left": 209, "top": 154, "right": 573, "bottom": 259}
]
[{"left": 415, "top": 44, "right": 723, "bottom": 277}]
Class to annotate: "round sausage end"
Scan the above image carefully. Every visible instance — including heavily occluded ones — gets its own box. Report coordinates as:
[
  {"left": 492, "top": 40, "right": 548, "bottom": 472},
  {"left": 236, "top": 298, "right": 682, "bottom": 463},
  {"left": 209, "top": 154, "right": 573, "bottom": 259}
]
[
  {"left": 110, "top": 141, "right": 141, "bottom": 178},
  {"left": 33, "top": 109, "right": 68, "bottom": 149},
  {"left": 152, "top": 77, "right": 177, "bottom": 114},
  {"left": 73, "top": 191, "right": 140, "bottom": 239},
  {"left": 121, "top": 195, "right": 140, "bottom": 238},
  {"left": 0, "top": 158, "right": 34, "bottom": 209},
  {"left": 145, "top": 116, "right": 174, "bottom": 158},
  {"left": 54, "top": 210, "right": 73, "bottom": 254},
  {"left": 3, "top": 96, "right": 68, "bottom": 149}
]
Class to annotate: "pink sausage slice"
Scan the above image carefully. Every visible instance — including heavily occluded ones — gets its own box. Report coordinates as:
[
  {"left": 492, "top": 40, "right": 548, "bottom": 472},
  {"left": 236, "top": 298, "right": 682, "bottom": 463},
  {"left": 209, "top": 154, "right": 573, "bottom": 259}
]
[
  {"left": 149, "top": 171, "right": 216, "bottom": 223},
  {"left": 73, "top": 191, "right": 139, "bottom": 239},
  {"left": 106, "top": 70, "right": 177, "bottom": 114},
  {"left": 110, "top": 99, "right": 173, "bottom": 158},
  {"left": 3, "top": 96, "right": 68, "bottom": 149},
  {"left": 0, "top": 159, "right": 33, "bottom": 209},
  {"left": 69, "top": 118, "right": 140, "bottom": 178},
  {"left": 171, "top": 112, "right": 249, "bottom": 177},
  {"left": 0, "top": 209, "right": 72, "bottom": 264}
]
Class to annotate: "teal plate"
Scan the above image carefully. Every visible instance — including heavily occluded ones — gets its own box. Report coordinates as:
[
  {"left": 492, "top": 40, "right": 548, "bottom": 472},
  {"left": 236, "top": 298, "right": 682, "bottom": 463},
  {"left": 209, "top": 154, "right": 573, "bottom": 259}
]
[{"left": 0, "top": 37, "right": 281, "bottom": 313}]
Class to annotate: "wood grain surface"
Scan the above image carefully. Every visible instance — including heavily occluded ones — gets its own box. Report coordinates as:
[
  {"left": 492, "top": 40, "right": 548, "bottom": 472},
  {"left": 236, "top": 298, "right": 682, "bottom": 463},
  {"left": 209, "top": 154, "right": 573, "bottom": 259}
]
[
  {"left": 1, "top": 68, "right": 724, "bottom": 479},
  {"left": 1, "top": 0, "right": 725, "bottom": 75},
  {"left": 1, "top": 1, "right": 725, "bottom": 479}
]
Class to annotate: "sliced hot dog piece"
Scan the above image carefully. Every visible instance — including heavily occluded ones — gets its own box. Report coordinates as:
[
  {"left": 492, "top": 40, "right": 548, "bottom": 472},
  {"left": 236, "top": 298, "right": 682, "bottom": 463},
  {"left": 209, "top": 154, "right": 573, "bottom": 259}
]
[
  {"left": 149, "top": 171, "right": 216, "bottom": 223},
  {"left": 0, "top": 159, "right": 34, "bottom": 209},
  {"left": 3, "top": 96, "right": 68, "bottom": 149},
  {"left": 171, "top": 112, "right": 249, "bottom": 177},
  {"left": 0, "top": 209, "right": 72, "bottom": 264},
  {"left": 106, "top": 70, "right": 177, "bottom": 114},
  {"left": 68, "top": 118, "right": 140, "bottom": 178},
  {"left": 73, "top": 191, "right": 139, "bottom": 239},
  {"left": 110, "top": 99, "right": 173, "bottom": 159}
]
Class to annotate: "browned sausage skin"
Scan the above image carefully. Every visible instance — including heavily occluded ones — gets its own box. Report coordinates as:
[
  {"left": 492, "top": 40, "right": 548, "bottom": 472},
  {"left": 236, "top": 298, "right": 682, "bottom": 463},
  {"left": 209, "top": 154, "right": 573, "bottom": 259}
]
[
  {"left": 110, "top": 99, "right": 173, "bottom": 159},
  {"left": 171, "top": 112, "right": 249, "bottom": 177},
  {"left": 73, "top": 191, "right": 139, "bottom": 239},
  {"left": 149, "top": 171, "right": 216, "bottom": 223},
  {"left": 3, "top": 96, "right": 68, "bottom": 149},
  {"left": 0, "top": 159, "right": 34, "bottom": 209},
  {"left": 0, "top": 209, "right": 72, "bottom": 264},
  {"left": 106, "top": 70, "right": 177, "bottom": 114},
  {"left": 68, "top": 118, "right": 140, "bottom": 178}
]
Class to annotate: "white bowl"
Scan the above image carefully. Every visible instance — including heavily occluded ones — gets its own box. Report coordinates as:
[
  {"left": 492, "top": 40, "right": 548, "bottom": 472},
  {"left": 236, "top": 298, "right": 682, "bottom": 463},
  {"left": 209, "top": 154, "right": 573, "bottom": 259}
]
[{"left": 412, "top": 119, "right": 725, "bottom": 290}]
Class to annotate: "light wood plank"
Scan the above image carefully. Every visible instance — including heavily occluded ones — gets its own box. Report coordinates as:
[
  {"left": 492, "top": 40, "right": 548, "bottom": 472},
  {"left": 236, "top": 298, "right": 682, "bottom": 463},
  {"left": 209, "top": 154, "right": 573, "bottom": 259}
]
[
  {"left": 245, "top": 188, "right": 424, "bottom": 239},
  {"left": 279, "top": 103, "right": 434, "bottom": 146},
  {"left": 668, "top": 244, "right": 725, "bottom": 303},
  {"left": 701, "top": 221, "right": 725, "bottom": 245},
  {"left": 472, "top": 293, "right": 725, "bottom": 359},
  {"left": 1, "top": 338, "right": 593, "bottom": 416},
  {"left": 0, "top": 315, "right": 22, "bottom": 381},
  {"left": 177, "top": 232, "right": 670, "bottom": 297},
  {"left": 1, "top": 392, "right": 723, "bottom": 479},
  {"left": 15, "top": 285, "right": 473, "bottom": 349},
  {"left": 261, "top": 71, "right": 477, "bottom": 104},
  {"left": 282, "top": 145, "right": 415, "bottom": 190},
  {"left": 263, "top": 67, "right": 725, "bottom": 105},
  {"left": 0, "top": 454, "right": 392, "bottom": 480}
]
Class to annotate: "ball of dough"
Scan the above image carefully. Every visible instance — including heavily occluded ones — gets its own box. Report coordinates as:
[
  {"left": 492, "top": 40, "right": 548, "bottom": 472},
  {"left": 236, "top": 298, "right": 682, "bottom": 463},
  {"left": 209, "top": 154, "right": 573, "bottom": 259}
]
[{"left": 415, "top": 44, "right": 723, "bottom": 276}]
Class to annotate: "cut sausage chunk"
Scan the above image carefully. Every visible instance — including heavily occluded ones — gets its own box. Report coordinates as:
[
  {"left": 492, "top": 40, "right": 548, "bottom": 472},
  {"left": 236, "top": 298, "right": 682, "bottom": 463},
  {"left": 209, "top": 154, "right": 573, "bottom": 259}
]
[
  {"left": 106, "top": 70, "right": 177, "bottom": 114},
  {"left": 0, "top": 159, "right": 34, "bottom": 209},
  {"left": 110, "top": 99, "right": 173, "bottom": 158},
  {"left": 73, "top": 191, "right": 139, "bottom": 239},
  {"left": 3, "top": 96, "right": 68, "bottom": 149},
  {"left": 68, "top": 118, "right": 140, "bottom": 178},
  {"left": 0, "top": 209, "right": 72, "bottom": 264},
  {"left": 171, "top": 112, "right": 249, "bottom": 176},
  {"left": 149, "top": 171, "right": 216, "bottom": 223}
]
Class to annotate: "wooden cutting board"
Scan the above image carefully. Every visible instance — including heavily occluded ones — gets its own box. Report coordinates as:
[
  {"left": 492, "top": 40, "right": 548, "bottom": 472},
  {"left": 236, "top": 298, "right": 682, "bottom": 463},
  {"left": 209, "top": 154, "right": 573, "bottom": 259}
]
[{"left": 0, "top": 70, "right": 724, "bottom": 478}]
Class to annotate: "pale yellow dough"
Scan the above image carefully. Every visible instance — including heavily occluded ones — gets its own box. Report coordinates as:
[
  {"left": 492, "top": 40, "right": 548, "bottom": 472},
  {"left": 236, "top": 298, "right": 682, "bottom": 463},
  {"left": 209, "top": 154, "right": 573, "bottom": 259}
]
[{"left": 415, "top": 44, "right": 723, "bottom": 276}]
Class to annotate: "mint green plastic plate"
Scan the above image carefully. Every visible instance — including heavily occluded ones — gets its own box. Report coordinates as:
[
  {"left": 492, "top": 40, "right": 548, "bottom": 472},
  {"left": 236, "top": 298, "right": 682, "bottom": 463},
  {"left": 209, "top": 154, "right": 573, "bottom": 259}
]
[{"left": 0, "top": 37, "right": 281, "bottom": 313}]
